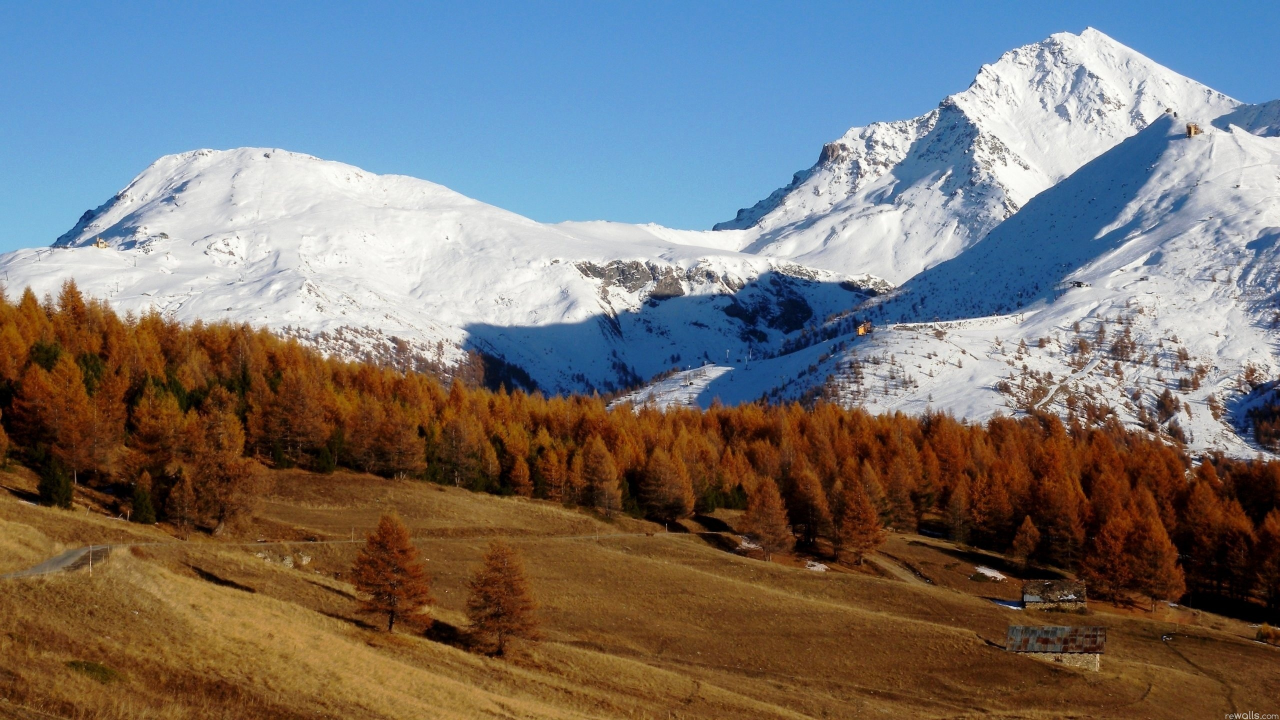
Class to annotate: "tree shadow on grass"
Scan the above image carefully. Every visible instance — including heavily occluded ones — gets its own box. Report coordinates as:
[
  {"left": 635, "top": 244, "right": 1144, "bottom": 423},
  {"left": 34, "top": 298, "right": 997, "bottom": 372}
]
[
  {"left": 691, "top": 513, "right": 734, "bottom": 533},
  {"left": 320, "top": 611, "right": 379, "bottom": 632},
  {"left": 0, "top": 483, "right": 41, "bottom": 505},
  {"left": 186, "top": 564, "right": 256, "bottom": 593},
  {"left": 906, "top": 540, "right": 1070, "bottom": 581},
  {"left": 694, "top": 532, "right": 743, "bottom": 554},
  {"left": 305, "top": 578, "right": 357, "bottom": 601},
  {"left": 424, "top": 619, "right": 473, "bottom": 651}
]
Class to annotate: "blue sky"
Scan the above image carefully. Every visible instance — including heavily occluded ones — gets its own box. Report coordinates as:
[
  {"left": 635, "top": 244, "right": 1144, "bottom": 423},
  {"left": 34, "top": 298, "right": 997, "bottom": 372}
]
[{"left": 1, "top": 1, "right": 1277, "bottom": 252}]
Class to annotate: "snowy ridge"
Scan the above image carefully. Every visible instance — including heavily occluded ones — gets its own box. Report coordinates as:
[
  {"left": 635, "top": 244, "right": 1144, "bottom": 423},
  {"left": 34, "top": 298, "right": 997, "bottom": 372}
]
[
  {"left": 2, "top": 147, "right": 879, "bottom": 394},
  {"left": 716, "top": 28, "right": 1239, "bottom": 284},
  {"left": 691, "top": 108, "right": 1280, "bottom": 457}
]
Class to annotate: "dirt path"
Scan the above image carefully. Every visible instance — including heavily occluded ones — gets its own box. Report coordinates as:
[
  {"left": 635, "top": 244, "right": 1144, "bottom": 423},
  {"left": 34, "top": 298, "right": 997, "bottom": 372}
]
[
  {"left": 1, "top": 546, "right": 111, "bottom": 580},
  {"left": 869, "top": 552, "right": 931, "bottom": 585},
  {"left": 0, "top": 531, "right": 688, "bottom": 581},
  {"left": 1160, "top": 633, "right": 1239, "bottom": 714}
]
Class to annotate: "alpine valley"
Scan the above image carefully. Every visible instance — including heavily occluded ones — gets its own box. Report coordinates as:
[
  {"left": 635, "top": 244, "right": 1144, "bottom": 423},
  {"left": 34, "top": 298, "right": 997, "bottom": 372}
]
[{"left": 3, "top": 28, "right": 1278, "bottom": 458}]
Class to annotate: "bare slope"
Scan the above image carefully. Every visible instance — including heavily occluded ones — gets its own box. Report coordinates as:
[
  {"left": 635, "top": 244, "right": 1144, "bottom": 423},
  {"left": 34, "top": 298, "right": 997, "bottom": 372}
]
[{"left": 2, "top": 467, "right": 1278, "bottom": 719}]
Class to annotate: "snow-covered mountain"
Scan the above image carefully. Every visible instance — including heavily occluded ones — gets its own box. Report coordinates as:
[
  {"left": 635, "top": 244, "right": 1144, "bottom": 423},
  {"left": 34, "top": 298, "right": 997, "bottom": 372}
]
[
  {"left": 672, "top": 107, "right": 1280, "bottom": 456},
  {"left": 2, "top": 147, "right": 879, "bottom": 393},
  {"left": 2, "top": 27, "right": 1276, "bottom": 457},
  {"left": 715, "top": 28, "right": 1239, "bottom": 284}
]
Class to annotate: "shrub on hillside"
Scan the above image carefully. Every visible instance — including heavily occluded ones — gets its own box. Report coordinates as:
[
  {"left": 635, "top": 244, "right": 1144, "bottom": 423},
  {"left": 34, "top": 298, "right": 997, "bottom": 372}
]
[{"left": 1258, "top": 624, "right": 1280, "bottom": 646}]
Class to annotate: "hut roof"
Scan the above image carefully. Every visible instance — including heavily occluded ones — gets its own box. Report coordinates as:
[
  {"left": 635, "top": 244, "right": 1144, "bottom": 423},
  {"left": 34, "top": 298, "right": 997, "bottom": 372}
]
[
  {"left": 1022, "top": 579, "right": 1086, "bottom": 603},
  {"left": 1006, "top": 625, "right": 1106, "bottom": 654}
]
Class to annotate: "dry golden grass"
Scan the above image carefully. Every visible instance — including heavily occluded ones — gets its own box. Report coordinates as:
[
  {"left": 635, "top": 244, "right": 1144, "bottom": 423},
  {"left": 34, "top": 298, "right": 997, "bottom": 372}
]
[{"left": 1, "top": 466, "right": 1278, "bottom": 719}]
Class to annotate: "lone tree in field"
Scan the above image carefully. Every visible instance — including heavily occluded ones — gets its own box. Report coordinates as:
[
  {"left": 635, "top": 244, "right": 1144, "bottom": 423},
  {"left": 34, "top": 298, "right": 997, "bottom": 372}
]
[
  {"left": 466, "top": 541, "right": 539, "bottom": 656},
  {"left": 834, "top": 477, "right": 886, "bottom": 565},
  {"left": 741, "top": 475, "right": 793, "bottom": 560},
  {"left": 352, "top": 513, "right": 434, "bottom": 632}
]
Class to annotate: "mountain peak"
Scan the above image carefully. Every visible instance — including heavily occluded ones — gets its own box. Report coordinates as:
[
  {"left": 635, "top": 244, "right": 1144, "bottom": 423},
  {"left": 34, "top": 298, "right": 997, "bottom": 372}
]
[{"left": 715, "top": 29, "right": 1238, "bottom": 284}]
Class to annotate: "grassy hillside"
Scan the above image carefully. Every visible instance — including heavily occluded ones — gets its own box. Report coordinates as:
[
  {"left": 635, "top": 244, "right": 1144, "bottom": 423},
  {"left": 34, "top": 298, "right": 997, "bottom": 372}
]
[{"left": 1, "top": 466, "right": 1277, "bottom": 719}]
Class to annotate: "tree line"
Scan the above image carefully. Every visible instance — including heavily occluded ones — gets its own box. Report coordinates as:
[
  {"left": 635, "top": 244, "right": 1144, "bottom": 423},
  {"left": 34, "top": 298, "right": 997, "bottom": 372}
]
[{"left": 0, "top": 281, "right": 1278, "bottom": 616}]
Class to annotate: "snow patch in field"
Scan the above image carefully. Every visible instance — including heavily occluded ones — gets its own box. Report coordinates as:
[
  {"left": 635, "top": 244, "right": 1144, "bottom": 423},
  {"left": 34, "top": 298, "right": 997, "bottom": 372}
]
[{"left": 975, "top": 566, "right": 1007, "bottom": 581}]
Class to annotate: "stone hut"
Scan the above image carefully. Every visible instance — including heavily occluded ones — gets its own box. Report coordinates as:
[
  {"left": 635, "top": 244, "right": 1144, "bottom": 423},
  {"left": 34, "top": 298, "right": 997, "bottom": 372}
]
[
  {"left": 1006, "top": 625, "right": 1105, "bottom": 671},
  {"left": 1186, "top": 122, "right": 1203, "bottom": 137},
  {"left": 1022, "top": 579, "right": 1087, "bottom": 611}
]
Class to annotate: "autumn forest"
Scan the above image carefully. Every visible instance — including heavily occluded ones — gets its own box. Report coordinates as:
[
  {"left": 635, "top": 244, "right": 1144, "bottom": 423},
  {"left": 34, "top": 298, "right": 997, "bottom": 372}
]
[{"left": 1, "top": 281, "right": 1279, "bottom": 619}]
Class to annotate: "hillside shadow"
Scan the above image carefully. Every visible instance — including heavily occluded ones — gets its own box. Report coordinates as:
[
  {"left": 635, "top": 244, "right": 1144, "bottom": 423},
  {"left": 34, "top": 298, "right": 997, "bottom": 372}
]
[
  {"left": 905, "top": 540, "right": 1070, "bottom": 581},
  {"left": 462, "top": 270, "right": 876, "bottom": 396}
]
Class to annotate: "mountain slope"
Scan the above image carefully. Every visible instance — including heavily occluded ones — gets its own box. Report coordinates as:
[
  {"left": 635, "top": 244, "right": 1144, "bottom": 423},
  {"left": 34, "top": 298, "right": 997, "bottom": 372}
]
[
  {"left": 716, "top": 28, "right": 1239, "bottom": 284},
  {"left": 678, "top": 109, "right": 1280, "bottom": 456},
  {"left": 1, "top": 148, "right": 878, "bottom": 393}
]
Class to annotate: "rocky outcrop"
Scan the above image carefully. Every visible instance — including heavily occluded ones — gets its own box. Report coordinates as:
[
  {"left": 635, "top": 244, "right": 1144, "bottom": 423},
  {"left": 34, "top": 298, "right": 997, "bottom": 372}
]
[{"left": 575, "top": 260, "right": 749, "bottom": 301}]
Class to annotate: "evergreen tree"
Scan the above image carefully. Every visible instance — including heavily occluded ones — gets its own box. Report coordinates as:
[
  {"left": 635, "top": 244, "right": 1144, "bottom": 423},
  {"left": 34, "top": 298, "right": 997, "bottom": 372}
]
[
  {"left": 131, "top": 471, "right": 156, "bottom": 524},
  {"left": 834, "top": 475, "right": 886, "bottom": 564},
  {"left": 1010, "top": 515, "right": 1041, "bottom": 570},
  {"left": 466, "top": 540, "right": 539, "bottom": 656},
  {"left": 352, "top": 513, "right": 434, "bottom": 632},
  {"left": 741, "top": 475, "right": 793, "bottom": 560},
  {"left": 0, "top": 412, "right": 9, "bottom": 467},
  {"left": 37, "top": 460, "right": 73, "bottom": 509}
]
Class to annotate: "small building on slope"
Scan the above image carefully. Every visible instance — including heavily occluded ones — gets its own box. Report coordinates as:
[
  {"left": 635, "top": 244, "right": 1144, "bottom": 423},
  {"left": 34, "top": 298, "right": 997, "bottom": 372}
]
[
  {"left": 1006, "top": 625, "right": 1106, "bottom": 671},
  {"left": 1022, "top": 579, "right": 1087, "bottom": 611}
]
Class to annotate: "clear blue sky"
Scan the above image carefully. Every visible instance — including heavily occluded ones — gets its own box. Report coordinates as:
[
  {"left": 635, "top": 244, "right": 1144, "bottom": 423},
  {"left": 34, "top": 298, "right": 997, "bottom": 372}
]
[{"left": 1, "top": 1, "right": 1277, "bottom": 252}]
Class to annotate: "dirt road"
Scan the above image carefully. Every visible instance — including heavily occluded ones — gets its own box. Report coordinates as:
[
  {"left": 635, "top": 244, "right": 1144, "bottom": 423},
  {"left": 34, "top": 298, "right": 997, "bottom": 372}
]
[{"left": 1, "top": 546, "right": 111, "bottom": 580}]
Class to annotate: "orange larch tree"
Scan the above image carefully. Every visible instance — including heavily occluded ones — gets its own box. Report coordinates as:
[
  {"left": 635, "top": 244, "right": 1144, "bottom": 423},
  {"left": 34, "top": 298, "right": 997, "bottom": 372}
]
[
  {"left": 466, "top": 540, "right": 539, "bottom": 656},
  {"left": 742, "top": 475, "right": 794, "bottom": 560},
  {"left": 352, "top": 513, "right": 434, "bottom": 632}
]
